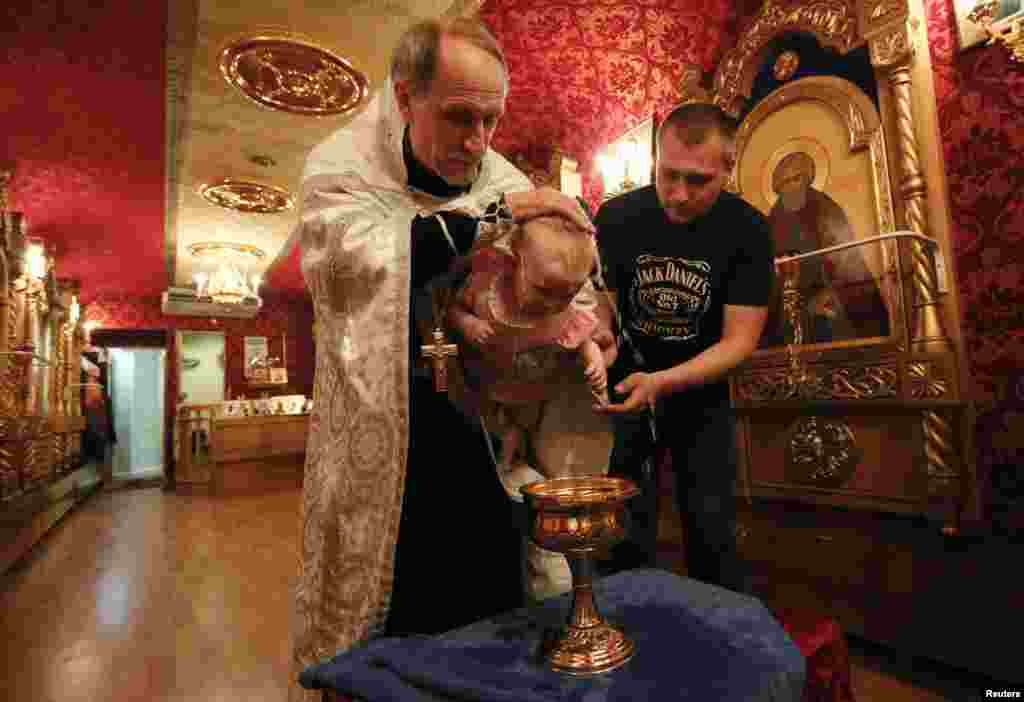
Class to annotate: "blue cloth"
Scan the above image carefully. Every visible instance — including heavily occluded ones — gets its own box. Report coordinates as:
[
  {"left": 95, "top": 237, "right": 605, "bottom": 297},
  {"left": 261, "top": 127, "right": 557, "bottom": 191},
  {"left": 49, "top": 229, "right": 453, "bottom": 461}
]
[{"left": 300, "top": 569, "right": 805, "bottom": 702}]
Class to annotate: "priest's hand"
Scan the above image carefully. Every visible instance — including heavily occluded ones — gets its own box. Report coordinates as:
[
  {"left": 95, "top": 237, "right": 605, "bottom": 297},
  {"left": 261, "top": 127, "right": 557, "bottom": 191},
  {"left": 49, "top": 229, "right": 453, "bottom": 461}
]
[
  {"left": 504, "top": 188, "right": 596, "bottom": 233},
  {"left": 595, "top": 371, "right": 665, "bottom": 414}
]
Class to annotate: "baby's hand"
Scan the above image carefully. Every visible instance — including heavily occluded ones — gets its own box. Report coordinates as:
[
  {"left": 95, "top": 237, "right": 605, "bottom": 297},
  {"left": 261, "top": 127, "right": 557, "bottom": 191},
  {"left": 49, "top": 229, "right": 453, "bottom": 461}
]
[
  {"left": 463, "top": 317, "right": 495, "bottom": 346},
  {"left": 584, "top": 358, "right": 609, "bottom": 405}
]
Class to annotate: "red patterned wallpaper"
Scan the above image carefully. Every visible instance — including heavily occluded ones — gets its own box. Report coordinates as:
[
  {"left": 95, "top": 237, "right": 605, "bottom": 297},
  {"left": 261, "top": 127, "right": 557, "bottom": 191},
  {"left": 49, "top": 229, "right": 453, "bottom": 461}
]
[
  {"left": 265, "top": 236, "right": 305, "bottom": 299},
  {"left": 0, "top": 0, "right": 166, "bottom": 300},
  {"left": 268, "top": 0, "right": 741, "bottom": 292},
  {"left": 926, "top": 0, "right": 1024, "bottom": 535},
  {"left": 480, "top": 0, "right": 739, "bottom": 210}
]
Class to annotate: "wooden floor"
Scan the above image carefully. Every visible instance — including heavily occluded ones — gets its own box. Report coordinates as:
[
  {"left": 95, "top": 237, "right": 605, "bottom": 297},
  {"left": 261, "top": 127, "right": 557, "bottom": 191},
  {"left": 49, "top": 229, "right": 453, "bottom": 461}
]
[{"left": 0, "top": 483, "right": 1006, "bottom": 701}]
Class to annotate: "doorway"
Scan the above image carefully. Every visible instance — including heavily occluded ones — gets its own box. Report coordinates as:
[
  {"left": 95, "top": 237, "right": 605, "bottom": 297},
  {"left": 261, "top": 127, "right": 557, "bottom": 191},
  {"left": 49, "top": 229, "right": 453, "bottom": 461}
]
[
  {"left": 108, "top": 348, "right": 166, "bottom": 480},
  {"left": 178, "top": 331, "right": 226, "bottom": 405}
]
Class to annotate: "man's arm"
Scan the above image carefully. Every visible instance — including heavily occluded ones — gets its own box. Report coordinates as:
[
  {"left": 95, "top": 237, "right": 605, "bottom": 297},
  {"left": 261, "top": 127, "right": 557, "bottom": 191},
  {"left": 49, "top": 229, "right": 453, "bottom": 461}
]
[
  {"left": 600, "top": 305, "right": 767, "bottom": 413},
  {"left": 656, "top": 304, "right": 767, "bottom": 395}
]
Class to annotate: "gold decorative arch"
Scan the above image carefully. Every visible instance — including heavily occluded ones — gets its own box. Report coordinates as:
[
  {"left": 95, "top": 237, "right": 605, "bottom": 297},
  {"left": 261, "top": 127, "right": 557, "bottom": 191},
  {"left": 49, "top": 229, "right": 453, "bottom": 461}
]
[{"left": 712, "top": 0, "right": 863, "bottom": 117}]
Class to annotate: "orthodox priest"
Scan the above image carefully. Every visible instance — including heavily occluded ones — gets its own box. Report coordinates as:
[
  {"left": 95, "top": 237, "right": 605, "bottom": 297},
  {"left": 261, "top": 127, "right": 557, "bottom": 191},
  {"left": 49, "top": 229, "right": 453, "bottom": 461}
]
[{"left": 289, "top": 17, "right": 595, "bottom": 700}]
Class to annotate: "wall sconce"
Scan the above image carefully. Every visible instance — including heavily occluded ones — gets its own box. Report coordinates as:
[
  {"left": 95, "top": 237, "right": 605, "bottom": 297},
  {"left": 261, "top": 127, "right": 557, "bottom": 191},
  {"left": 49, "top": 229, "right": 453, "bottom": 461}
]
[
  {"left": 596, "top": 121, "right": 654, "bottom": 201},
  {"left": 69, "top": 295, "right": 81, "bottom": 324},
  {"left": 25, "top": 238, "right": 47, "bottom": 281}
]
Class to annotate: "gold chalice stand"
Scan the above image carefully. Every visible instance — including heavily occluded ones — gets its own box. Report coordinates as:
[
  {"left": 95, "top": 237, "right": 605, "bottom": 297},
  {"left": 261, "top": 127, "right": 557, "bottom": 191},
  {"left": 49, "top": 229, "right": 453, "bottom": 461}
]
[{"left": 520, "top": 476, "right": 640, "bottom": 676}]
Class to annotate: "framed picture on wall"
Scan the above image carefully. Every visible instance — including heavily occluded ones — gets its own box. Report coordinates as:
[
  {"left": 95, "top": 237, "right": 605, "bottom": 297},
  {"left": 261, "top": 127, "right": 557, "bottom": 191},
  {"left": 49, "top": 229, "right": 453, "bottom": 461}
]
[
  {"left": 269, "top": 367, "right": 288, "bottom": 384},
  {"left": 244, "top": 336, "right": 269, "bottom": 377}
]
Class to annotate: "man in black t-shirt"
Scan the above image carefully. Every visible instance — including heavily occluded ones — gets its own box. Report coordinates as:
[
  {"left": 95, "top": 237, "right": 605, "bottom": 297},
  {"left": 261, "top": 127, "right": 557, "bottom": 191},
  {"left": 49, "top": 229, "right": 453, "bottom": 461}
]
[{"left": 595, "top": 103, "right": 774, "bottom": 592}]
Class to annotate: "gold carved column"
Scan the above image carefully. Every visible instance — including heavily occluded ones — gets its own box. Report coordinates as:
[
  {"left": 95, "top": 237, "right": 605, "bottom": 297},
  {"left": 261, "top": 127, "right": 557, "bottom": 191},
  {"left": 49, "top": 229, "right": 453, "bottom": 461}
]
[
  {"left": 868, "top": 23, "right": 950, "bottom": 354},
  {"left": 868, "top": 17, "right": 962, "bottom": 533}
]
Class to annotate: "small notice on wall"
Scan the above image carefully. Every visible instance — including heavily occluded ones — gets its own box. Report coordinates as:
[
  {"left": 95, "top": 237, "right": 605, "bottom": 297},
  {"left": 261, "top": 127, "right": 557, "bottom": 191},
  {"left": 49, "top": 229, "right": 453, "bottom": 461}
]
[{"left": 244, "top": 336, "right": 269, "bottom": 375}]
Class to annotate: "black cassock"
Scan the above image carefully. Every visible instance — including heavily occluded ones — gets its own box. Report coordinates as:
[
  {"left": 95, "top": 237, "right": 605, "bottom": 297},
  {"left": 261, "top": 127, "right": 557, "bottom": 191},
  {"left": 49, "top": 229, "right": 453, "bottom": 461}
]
[{"left": 384, "top": 211, "right": 524, "bottom": 637}]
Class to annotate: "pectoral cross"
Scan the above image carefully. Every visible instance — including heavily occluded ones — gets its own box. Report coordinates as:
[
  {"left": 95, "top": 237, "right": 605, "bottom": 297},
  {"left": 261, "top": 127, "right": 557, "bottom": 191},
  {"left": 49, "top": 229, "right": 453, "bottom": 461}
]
[
  {"left": 421, "top": 327, "right": 457, "bottom": 392},
  {"left": 421, "top": 284, "right": 458, "bottom": 393}
]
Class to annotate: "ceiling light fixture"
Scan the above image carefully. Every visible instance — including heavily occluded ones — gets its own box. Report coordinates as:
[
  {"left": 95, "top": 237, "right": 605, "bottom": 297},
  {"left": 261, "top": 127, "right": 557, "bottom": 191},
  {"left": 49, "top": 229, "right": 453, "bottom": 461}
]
[
  {"left": 199, "top": 179, "right": 294, "bottom": 213},
  {"left": 188, "top": 241, "right": 266, "bottom": 306}
]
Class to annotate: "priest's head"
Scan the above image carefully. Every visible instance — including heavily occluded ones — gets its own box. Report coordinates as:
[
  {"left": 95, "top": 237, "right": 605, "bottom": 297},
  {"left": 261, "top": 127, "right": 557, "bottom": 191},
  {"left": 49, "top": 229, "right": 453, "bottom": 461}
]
[
  {"left": 393, "top": 18, "right": 509, "bottom": 188},
  {"left": 654, "top": 102, "right": 738, "bottom": 225}
]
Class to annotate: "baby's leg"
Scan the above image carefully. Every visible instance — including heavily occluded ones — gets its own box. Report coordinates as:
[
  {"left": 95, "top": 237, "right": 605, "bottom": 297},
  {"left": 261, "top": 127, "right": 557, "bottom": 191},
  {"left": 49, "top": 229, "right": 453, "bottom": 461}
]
[
  {"left": 494, "top": 404, "right": 546, "bottom": 502},
  {"left": 524, "top": 540, "right": 572, "bottom": 603}
]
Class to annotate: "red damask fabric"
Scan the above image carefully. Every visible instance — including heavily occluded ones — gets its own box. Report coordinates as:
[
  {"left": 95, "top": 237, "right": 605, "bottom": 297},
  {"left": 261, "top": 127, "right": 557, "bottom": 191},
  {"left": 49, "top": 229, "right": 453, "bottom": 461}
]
[{"left": 926, "top": 0, "right": 1024, "bottom": 530}]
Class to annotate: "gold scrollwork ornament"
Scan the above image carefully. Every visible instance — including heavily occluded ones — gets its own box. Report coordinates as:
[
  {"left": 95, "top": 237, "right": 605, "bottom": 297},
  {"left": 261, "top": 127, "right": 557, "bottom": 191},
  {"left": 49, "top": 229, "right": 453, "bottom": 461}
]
[
  {"left": 869, "top": 25, "right": 913, "bottom": 68},
  {"left": 773, "top": 51, "right": 800, "bottom": 81},
  {"left": 712, "top": 0, "right": 857, "bottom": 116},
  {"left": 787, "top": 415, "right": 862, "bottom": 486},
  {"left": 906, "top": 361, "right": 948, "bottom": 399}
]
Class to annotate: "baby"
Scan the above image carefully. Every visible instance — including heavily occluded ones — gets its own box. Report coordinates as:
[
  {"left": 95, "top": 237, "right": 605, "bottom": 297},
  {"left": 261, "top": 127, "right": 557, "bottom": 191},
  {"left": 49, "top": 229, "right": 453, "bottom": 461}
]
[{"left": 449, "top": 213, "right": 615, "bottom": 499}]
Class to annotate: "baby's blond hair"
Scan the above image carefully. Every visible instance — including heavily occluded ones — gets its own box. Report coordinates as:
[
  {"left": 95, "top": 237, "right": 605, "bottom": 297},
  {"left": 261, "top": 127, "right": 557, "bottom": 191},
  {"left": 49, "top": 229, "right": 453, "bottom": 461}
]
[{"left": 514, "top": 215, "right": 595, "bottom": 282}]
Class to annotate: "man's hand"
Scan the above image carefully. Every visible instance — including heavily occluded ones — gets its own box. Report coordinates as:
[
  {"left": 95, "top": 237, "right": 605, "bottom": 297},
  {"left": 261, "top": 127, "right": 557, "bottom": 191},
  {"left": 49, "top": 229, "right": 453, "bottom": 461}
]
[
  {"left": 504, "top": 188, "right": 595, "bottom": 233},
  {"left": 595, "top": 371, "right": 665, "bottom": 414}
]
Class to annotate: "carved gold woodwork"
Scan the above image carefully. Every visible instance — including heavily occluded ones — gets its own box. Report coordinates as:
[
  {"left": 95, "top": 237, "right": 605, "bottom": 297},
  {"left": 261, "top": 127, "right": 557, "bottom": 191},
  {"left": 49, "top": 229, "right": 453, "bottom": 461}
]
[
  {"left": 734, "top": 362, "right": 900, "bottom": 403},
  {"left": 787, "top": 415, "right": 862, "bottom": 486},
  {"left": 1, "top": 170, "right": 85, "bottom": 505},
  {"left": 714, "top": 0, "right": 965, "bottom": 534},
  {"left": 869, "top": 37, "right": 949, "bottom": 356},
  {"left": 0, "top": 169, "right": 10, "bottom": 213},
  {"left": 712, "top": 0, "right": 861, "bottom": 116},
  {"left": 968, "top": 1, "right": 1024, "bottom": 64},
  {"left": 906, "top": 360, "right": 949, "bottom": 399},
  {"left": 773, "top": 51, "right": 800, "bottom": 81},
  {"left": 679, "top": 64, "right": 711, "bottom": 104}
]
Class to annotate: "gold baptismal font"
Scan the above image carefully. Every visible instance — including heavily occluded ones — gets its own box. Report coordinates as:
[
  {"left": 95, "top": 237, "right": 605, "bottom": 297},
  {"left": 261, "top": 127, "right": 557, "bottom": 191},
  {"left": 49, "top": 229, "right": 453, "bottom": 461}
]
[{"left": 521, "top": 476, "right": 639, "bottom": 676}]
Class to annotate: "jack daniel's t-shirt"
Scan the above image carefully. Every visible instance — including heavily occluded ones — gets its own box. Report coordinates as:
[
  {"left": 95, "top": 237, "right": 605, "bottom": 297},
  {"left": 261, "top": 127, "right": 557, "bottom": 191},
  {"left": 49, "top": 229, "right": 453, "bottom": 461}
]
[{"left": 596, "top": 185, "right": 774, "bottom": 408}]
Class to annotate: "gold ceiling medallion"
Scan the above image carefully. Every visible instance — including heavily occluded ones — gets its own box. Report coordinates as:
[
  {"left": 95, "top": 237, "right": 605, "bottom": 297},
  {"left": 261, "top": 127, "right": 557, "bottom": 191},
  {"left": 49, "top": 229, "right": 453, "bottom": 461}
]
[
  {"left": 219, "top": 36, "right": 370, "bottom": 116},
  {"left": 773, "top": 50, "right": 800, "bottom": 81},
  {"left": 187, "top": 241, "right": 266, "bottom": 261},
  {"left": 199, "top": 179, "right": 295, "bottom": 214}
]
